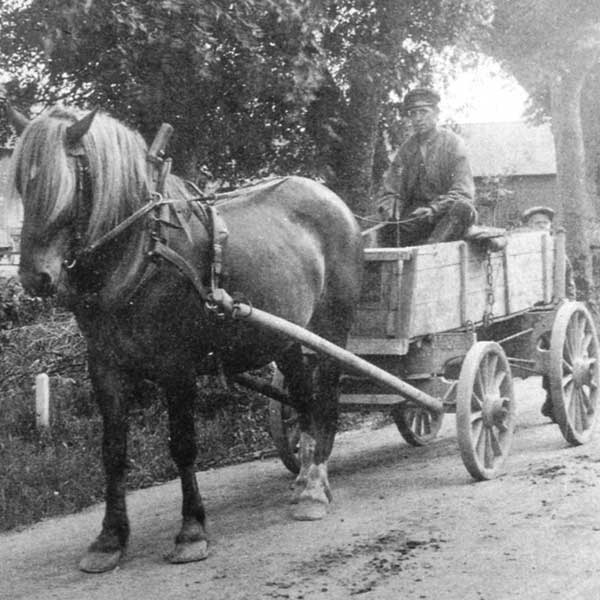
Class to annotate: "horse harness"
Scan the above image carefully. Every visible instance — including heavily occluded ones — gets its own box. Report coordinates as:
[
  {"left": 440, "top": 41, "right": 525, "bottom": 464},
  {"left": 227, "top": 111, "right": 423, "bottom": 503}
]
[{"left": 65, "top": 147, "right": 236, "bottom": 316}]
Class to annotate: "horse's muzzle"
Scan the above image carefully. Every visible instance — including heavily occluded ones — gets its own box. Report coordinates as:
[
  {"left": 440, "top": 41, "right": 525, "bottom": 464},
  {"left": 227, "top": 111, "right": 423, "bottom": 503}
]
[{"left": 19, "top": 268, "right": 57, "bottom": 298}]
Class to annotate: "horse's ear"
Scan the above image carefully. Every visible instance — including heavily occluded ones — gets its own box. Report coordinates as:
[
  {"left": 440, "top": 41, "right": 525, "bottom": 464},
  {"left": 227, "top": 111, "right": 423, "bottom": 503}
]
[
  {"left": 6, "top": 104, "right": 30, "bottom": 134},
  {"left": 66, "top": 108, "right": 98, "bottom": 146}
]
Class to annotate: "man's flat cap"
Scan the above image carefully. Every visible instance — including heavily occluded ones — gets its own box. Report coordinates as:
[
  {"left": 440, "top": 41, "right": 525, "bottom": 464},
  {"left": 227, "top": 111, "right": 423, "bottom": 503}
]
[
  {"left": 403, "top": 87, "right": 441, "bottom": 111},
  {"left": 521, "top": 206, "right": 555, "bottom": 222}
]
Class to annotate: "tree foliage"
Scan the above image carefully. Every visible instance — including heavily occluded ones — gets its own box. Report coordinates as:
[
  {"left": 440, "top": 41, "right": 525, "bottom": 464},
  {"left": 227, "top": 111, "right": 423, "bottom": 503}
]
[
  {"left": 1, "top": 0, "right": 490, "bottom": 210},
  {"left": 0, "top": 0, "right": 327, "bottom": 181},
  {"left": 482, "top": 0, "right": 600, "bottom": 298}
]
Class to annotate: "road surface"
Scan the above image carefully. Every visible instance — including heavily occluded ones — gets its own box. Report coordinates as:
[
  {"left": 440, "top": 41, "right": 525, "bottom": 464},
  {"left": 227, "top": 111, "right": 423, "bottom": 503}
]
[{"left": 2, "top": 377, "right": 600, "bottom": 600}]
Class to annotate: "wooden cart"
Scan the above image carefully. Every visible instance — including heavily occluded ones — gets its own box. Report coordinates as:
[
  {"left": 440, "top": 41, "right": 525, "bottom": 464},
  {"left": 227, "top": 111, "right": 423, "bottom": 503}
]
[{"left": 261, "top": 227, "right": 599, "bottom": 481}]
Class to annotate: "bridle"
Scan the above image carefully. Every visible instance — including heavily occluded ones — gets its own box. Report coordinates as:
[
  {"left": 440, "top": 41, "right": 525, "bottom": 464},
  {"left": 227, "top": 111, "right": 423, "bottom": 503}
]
[
  {"left": 62, "top": 149, "right": 229, "bottom": 309},
  {"left": 63, "top": 150, "right": 168, "bottom": 272}
]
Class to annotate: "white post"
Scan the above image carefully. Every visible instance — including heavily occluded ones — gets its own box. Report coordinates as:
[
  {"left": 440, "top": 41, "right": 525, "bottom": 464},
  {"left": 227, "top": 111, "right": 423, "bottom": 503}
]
[{"left": 35, "top": 373, "right": 50, "bottom": 428}]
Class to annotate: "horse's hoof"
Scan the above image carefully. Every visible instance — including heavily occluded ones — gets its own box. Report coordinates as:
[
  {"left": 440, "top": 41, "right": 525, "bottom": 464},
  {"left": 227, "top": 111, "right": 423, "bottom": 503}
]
[
  {"left": 165, "top": 539, "right": 209, "bottom": 564},
  {"left": 79, "top": 549, "right": 123, "bottom": 573},
  {"left": 290, "top": 484, "right": 304, "bottom": 504},
  {"left": 292, "top": 500, "right": 328, "bottom": 521}
]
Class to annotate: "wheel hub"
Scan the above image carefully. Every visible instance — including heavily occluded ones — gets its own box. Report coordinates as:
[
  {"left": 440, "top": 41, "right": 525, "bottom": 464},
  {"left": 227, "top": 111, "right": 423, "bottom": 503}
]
[
  {"left": 572, "top": 359, "right": 591, "bottom": 387},
  {"left": 482, "top": 394, "right": 510, "bottom": 430}
]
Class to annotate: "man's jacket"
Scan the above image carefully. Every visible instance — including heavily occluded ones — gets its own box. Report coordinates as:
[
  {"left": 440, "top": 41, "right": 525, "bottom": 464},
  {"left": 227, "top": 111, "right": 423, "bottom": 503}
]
[{"left": 384, "top": 127, "right": 475, "bottom": 219}]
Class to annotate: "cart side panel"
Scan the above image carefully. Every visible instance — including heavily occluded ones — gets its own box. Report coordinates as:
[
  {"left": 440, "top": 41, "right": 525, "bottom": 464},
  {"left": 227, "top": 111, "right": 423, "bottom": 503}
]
[
  {"left": 349, "top": 230, "right": 552, "bottom": 351},
  {"left": 504, "top": 230, "right": 554, "bottom": 311},
  {"left": 408, "top": 242, "right": 468, "bottom": 336},
  {"left": 409, "top": 231, "right": 552, "bottom": 336},
  {"left": 348, "top": 248, "right": 413, "bottom": 355},
  {"left": 408, "top": 241, "right": 508, "bottom": 335}
]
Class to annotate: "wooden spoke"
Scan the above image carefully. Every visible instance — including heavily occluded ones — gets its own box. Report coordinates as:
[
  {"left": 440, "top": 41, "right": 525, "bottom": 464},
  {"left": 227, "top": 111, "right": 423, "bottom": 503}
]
[
  {"left": 470, "top": 410, "right": 483, "bottom": 425},
  {"left": 393, "top": 403, "right": 444, "bottom": 447},
  {"left": 582, "top": 332, "right": 593, "bottom": 354},
  {"left": 484, "top": 432, "right": 496, "bottom": 467},
  {"left": 269, "top": 399, "right": 302, "bottom": 474},
  {"left": 494, "top": 369, "right": 507, "bottom": 391},
  {"left": 561, "top": 375, "right": 573, "bottom": 394},
  {"left": 488, "top": 427, "right": 503, "bottom": 460},
  {"left": 471, "top": 390, "right": 484, "bottom": 411},
  {"left": 486, "top": 354, "right": 499, "bottom": 389},
  {"left": 562, "top": 358, "right": 573, "bottom": 374},
  {"left": 475, "top": 421, "right": 486, "bottom": 456},
  {"left": 457, "top": 342, "right": 515, "bottom": 480},
  {"left": 475, "top": 370, "right": 486, "bottom": 400}
]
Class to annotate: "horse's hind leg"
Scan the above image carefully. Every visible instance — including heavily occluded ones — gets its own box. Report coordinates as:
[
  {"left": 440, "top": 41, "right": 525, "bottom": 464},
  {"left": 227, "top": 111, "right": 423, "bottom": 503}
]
[
  {"left": 276, "top": 344, "right": 314, "bottom": 500},
  {"left": 290, "top": 297, "right": 354, "bottom": 521},
  {"left": 278, "top": 337, "right": 343, "bottom": 521},
  {"left": 291, "top": 355, "right": 341, "bottom": 520},
  {"left": 163, "top": 374, "right": 209, "bottom": 563},
  {"left": 79, "top": 360, "right": 131, "bottom": 573}
]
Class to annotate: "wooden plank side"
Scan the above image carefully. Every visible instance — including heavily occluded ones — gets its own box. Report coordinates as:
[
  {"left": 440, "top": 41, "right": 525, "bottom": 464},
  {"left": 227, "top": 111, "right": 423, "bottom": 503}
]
[
  {"left": 504, "top": 231, "right": 550, "bottom": 312},
  {"left": 408, "top": 242, "right": 463, "bottom": 335},
  {"left": 351, "top": 250, "right": 407, "bottom": 338},
  {"left": 408, "top": 232, "right": 549, "bottom": 336},
  {"left": 346, "top": 337, "right": 410, "bottom": 355},
  {"left": 351, "top": 229, "right": 553, "bottom": 343}
]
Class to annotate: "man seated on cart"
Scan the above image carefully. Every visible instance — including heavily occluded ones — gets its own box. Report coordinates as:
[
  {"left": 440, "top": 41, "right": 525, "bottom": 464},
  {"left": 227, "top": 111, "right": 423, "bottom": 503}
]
[
  {"left": 377, "top": 87, "right": 476, "bottom": 247},
  {"left": 521, "top": 205, "right": 577, "bottom": 422}
]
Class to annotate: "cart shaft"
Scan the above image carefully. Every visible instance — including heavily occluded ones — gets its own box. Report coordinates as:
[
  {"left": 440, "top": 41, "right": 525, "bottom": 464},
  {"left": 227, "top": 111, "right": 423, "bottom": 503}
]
[{"left": 235, "top": 303, "right": 444, "bottom": 414}]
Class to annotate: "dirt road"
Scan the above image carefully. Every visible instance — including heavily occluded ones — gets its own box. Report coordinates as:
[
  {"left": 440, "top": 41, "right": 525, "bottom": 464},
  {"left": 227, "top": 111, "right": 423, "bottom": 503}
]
[{"left": 3, "top": 377, "right": 600, "bottom": 600}]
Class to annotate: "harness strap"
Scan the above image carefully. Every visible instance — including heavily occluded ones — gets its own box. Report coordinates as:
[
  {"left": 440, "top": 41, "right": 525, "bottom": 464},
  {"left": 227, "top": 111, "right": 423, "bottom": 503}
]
[
  {"left": 78, "top": 194, "right": 167, "bottom": 259},
  {"left": 152, "top": 241, "right": 212, "bottom": 303},
  {"left": 207, "top": 204, "right": 229, "bottom": 290}
]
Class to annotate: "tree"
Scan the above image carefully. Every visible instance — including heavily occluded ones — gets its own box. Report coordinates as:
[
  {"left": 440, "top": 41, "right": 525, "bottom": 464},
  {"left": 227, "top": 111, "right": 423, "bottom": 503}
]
[
  {"left": 0, "top": 1, "right": 326, "bottom": 181},
  {"left": 0, "top": 0, "right": 491, "bottom": 213},
  {"left": 304, "top": 0, "right": 493, "bottom": 212},
  {"left": 484, "top": 1, "right": 600, "bottom": 298},
  {"left": 581, "top": 63, "right": 600, "bottom": 208}
]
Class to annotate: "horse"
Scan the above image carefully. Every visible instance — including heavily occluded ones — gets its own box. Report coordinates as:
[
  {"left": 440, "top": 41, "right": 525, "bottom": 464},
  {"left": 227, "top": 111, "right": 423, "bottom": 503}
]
[{"left": 8, "top": 105, "right": 363, "bottom": 572}]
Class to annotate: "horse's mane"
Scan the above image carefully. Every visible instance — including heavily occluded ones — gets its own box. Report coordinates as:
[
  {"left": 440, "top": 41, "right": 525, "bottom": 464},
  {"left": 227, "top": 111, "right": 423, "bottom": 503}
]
[{"left": 10, "top": 105, "right": 191, "bottom": 243}]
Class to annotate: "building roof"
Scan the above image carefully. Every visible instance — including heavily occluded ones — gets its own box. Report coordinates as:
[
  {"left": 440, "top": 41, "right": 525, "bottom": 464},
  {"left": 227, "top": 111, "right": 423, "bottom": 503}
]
[{"left": 457, "top": 121, "right": 556, "bottom": 178}]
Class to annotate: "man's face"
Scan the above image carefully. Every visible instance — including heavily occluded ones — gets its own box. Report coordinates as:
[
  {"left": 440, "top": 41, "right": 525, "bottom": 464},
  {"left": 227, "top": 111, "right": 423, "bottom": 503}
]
[
  {"left": 407, "top": 105, "right": 438, "bottom": 137},
  {"left": 527, "top": 213, "right": 552, "bottom": 231}
]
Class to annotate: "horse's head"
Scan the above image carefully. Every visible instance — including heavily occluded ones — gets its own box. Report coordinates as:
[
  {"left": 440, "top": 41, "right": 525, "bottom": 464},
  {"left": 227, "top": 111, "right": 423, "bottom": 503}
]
[{"left": 10, "top": 106, "right": 149, "bottom": 300}]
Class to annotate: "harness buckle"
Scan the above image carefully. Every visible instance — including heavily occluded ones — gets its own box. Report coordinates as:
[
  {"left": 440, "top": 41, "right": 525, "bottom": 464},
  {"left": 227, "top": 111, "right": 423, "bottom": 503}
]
[{"left": 206, "top": 288, "right": 230, "bottom": 319}]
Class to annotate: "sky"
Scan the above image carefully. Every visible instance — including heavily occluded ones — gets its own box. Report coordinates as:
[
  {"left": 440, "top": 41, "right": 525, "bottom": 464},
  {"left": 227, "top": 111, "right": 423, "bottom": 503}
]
[{"left": 437, "top": 58, "right": 530, "bottom": 124}]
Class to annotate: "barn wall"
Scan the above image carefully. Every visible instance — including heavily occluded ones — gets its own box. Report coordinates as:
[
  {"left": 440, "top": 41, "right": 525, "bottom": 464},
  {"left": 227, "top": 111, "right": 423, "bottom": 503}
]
[{"left": 475, "top": 174, "right": 557, "bottom": 228}]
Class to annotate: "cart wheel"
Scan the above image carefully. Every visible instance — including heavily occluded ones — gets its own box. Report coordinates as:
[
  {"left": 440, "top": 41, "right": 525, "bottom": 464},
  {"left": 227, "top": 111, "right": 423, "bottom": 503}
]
[
  {"left": 268, "top": 399, "right": 302, "bottom": 474},
  {"left": 456, "top": 341, "right": 516, "bottom": 480},
  {"left": 392, "top": 405, "right": 444, "bottom": 446},
  {"left": 549, "top": 302, "right": 600, "bottom": 445},
  {"left": 267, "top": 368, "right": 335, "bottom": 474}
]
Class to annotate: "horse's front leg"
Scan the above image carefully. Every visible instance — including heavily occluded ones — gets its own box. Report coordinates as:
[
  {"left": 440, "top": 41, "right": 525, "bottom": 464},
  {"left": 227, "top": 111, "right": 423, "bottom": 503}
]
[
  {"left": 292, "top": 357, "right": 339, "bottom": 521},
  {"left": 79, "top": 361, "right": 132, "bottom": 573},
  {"left": 163, "top": 374, "right": 209, "bottom": 563}
]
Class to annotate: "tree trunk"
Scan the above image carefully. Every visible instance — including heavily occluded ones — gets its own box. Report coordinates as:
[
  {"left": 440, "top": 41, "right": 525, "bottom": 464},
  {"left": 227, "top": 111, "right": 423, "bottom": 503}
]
[
  {"left": 550, "top": 67, "right": 596, "bottom": 299},
  {"left": 334, "top": 60, "right": 384, "bottom": 215},
  {"left": 581, "top": 64, "right": 600, "bottom": 212}
]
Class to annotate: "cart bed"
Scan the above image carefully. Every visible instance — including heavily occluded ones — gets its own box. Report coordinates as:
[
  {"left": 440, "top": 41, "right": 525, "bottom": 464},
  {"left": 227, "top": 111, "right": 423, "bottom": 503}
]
[{"left": 348, "top": 230, "right": 555, "bottom": 355}]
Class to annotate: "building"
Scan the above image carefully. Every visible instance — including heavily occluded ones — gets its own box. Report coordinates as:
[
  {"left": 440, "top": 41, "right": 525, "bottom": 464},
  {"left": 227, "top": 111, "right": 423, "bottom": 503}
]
[
  {"left": 0, "top": 149, "right": 21, "bottom": 260},
  {"left": 458, "top": 121, "right": 556, "bottom": 227}
]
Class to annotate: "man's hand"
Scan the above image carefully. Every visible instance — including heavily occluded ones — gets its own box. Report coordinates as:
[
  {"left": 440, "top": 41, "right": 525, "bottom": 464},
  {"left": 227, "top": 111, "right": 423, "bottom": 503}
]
[{"left": 409, "top": 206, "right": 434, "bottom": 221}]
